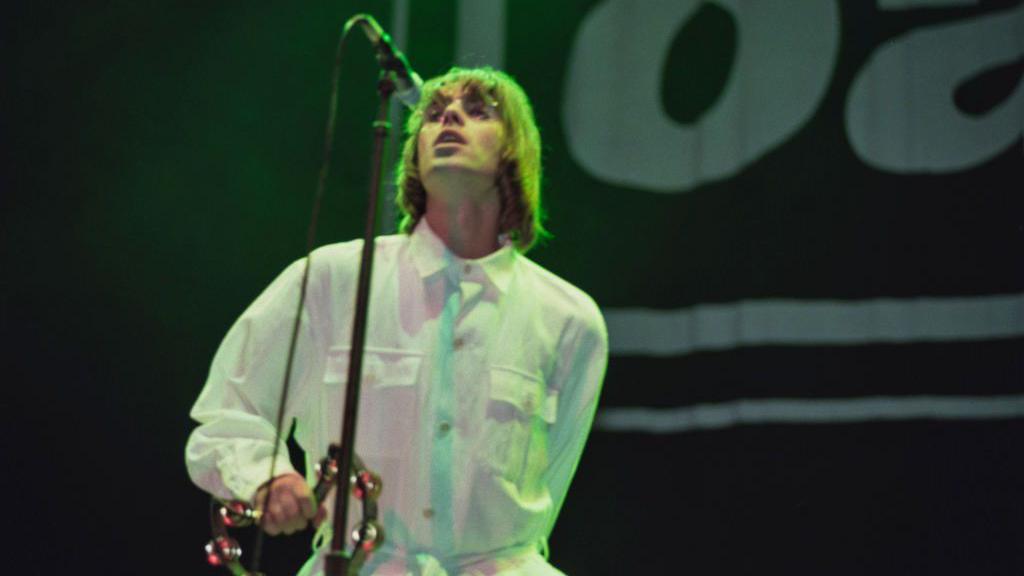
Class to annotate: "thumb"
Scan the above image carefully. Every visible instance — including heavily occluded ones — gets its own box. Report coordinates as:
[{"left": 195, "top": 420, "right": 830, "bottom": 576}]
[{"left": 312, "top": 504, "right": 328, "bottom": 528}]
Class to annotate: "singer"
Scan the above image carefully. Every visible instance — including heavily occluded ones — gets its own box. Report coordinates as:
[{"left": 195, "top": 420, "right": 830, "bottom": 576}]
[{"left": 186, "top": 67, "right": 608, "bottom": 575}]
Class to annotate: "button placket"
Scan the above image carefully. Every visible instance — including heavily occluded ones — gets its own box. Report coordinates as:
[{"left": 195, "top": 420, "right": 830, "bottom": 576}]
[{"left": 425, "top": 278, "right": 459, "bottom": 550}]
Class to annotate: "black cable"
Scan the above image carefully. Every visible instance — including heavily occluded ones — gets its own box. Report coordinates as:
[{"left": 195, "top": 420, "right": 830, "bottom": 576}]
[{"left": 249, "top": 16, "right": 362, "bottom": 573}]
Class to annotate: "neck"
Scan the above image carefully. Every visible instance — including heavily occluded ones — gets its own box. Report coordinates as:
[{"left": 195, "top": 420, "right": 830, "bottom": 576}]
[{"left": 423, "top": 181, "right": 502, "bottom": 259}]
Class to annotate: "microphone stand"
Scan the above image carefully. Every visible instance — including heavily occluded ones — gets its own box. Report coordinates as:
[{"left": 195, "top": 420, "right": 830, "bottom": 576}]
[{"left": 324, "top": 71, "right": 395, "bottom": 576}]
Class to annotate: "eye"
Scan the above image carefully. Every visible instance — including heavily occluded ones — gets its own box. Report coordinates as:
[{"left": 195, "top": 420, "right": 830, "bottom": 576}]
[
  {"left": 465, "top": 94, "right": 498, "bottom": 119},
  {"left": 465, "top": 100, "right": 488, "bottom": 118},
  {"left": 424, "top": 104, "right": 444, "bottom": 123}
]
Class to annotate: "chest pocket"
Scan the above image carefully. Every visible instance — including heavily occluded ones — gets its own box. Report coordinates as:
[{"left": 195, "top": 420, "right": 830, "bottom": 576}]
[
  {"left": 323, "top": 346, "right": 424, "bottom": 458},
  {"left": 480, "top": 366, "right": 558, "bottom": 484}
]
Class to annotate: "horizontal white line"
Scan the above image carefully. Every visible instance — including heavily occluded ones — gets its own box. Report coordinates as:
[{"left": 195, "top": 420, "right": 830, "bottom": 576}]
[
  {"left": 878, "top": 0, "right": 976, "bottom": 10},
  {"left": 603, "top": 293, "right": 1024, "bottom": 356},
  {"left": 596, "top": 395, "right": 1024, "bottom": 433}
]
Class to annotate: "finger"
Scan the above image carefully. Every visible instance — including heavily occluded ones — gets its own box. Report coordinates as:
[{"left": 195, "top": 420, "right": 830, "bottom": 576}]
[
  {"left": 286, "top": 485, "right": 305, "bottom": 518},
  {"left": 267, "top": 501, "right": 285, "bottom": 531},
  {"left": 263, "top": 515, "right": 282, "bottom": 536},
  {"left": 253, "top": 487, "right": 270, "bottom": 513},
  {"left": 299, "top": 492, "right": 316, "bottom": 520},
  {"left": 257, "top": 474, "right": 306, "bottom": 536},
  {"left": 313, "top": 505, "right": 327, "bottom": 528},
  {"left": 286, "top": 516, "right": 308, "bottom": 535},
  {"left": 284, "top": 477, "right": 316, "bottom": 520},
  {"left": 256, "top": 477, "right": 286, "bottom": 513},
  {"left": 278, "top": 511, "right": 305, "bottom": 535},
  {"left": 287, "top": 479, "right": 315, "bottom": 520}
]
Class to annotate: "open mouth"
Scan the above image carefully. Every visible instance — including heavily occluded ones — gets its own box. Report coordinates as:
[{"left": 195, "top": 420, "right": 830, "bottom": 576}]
[{"left": 435, "top": 130, "right": 467, "bottom": 146}]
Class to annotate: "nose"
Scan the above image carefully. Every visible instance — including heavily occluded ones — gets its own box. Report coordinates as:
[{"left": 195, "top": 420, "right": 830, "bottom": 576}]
[{"left": 440, "top": 103, "right": 464, "bottom": 126}]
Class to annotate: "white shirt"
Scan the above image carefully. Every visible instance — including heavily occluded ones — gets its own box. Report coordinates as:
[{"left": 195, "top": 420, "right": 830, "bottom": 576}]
[{"left": 186, "top": 220, "right": 608, "bottom": 575}]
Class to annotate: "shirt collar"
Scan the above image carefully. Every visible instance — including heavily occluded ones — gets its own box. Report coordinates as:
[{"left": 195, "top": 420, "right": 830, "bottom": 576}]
[{"left": 409, "top": 219, "right": 516, "bottom": 293}]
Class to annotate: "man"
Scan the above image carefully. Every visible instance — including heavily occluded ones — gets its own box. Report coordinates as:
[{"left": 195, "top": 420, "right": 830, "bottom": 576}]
[{"left": 186, "top": 67, "right": 608, "bottom": 575}]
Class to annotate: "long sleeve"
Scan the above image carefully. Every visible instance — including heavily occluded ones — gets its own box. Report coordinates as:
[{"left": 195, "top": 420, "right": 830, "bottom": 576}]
[
  {"left": 542, "top": 304, "right": 609, "bottom": 538},
  {"left": 185, "top": 258, "right": 324, "bottom": 502}
]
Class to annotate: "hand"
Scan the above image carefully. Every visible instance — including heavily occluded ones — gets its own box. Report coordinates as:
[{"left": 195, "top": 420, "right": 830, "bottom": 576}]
[{"left": 253, "top": 472, "right": 326, "bottom": 536}]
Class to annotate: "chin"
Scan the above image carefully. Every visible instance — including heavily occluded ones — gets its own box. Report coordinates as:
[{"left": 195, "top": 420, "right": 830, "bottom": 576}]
[
  {"left": 426, "top": 161, "right": 486, "bottom": 175},
  {"left": 422, "top": 165, "right": 498, "bottom": 192}
]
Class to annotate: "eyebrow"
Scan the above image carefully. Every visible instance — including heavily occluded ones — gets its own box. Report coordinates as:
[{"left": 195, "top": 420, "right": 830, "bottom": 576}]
[
  {"left": 427, "top": 84, "right": 491, "bottom": 107},
  {"left": 427, "top": 94, "right": 450, "bottom": 108}
]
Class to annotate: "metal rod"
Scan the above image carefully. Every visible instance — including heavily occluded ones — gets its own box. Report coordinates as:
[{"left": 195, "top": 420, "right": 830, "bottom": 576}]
[{"left": 325, "top": 72, "right": 395, "bottom": 576}]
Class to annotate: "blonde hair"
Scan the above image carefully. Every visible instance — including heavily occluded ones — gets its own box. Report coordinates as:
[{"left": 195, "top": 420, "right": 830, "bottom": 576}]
[{"left": 395, "top": 67, "right": 547, "bottom": 252}]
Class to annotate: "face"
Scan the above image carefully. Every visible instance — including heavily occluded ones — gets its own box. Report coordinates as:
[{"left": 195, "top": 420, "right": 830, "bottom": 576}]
[{"left": 416, "top": 84, "right": 506, "bottom": 188}]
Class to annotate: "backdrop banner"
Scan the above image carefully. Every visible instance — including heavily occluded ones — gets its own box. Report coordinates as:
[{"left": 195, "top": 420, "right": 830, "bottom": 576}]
[{"left": 7, "top": 1, "right": 1021, "bottom": 574}]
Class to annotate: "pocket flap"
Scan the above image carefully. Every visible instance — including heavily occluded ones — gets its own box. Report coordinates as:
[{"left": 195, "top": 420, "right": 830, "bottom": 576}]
[
  {"left": 489, "top": 367, "right": 558, "bottom": 423},
  {"left": 325, "top": 346, "right": 422, "bottom": 388}
]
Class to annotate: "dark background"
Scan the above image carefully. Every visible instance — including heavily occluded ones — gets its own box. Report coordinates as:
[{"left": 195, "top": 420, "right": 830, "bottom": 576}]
[{"left": 6, "top": 1, "right": 1022, "bottom": 574}]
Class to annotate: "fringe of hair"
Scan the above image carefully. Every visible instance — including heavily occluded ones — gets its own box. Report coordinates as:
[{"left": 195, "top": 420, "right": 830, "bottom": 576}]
[{"left": 394, "top": 67, "right": 548, "bottom": 253}]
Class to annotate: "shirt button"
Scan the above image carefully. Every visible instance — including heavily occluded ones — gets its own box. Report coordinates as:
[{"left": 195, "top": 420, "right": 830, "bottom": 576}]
[
  {"left": 422, "top": 508, "right": 435, "bottom": 519},
  {"left": 463, "top": 264, "right": 472, "bottom": 275},
  {"left": 439, "top": 422, "right": 451, "bottom": 434},
  {"left": 453, "top": 337, "right": 464, "bottom": 350}
]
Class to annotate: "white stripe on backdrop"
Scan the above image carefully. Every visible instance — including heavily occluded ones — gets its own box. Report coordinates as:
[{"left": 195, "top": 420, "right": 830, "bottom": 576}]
[
  {"left": 597, "top": 395, "right": 1024, "bottom": 433},
  {"left": 603, "top": 293, "right": 1024, "bottom": 357},
  {"left": 599, "top": 293, "right": 1024, "bottom": 431}
]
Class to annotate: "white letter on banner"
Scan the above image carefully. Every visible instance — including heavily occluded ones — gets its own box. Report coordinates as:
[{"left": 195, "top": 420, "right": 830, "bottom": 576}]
[
  {"left": 562, "top": 0, "right": 839, "bottom": 193},
  {"left": 846, "top": 4, "right": 1023, "bottom": 173}
]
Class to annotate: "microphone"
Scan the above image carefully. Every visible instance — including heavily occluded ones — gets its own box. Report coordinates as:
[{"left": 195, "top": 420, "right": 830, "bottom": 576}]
[{"left": 350, "top": 14, "right": 423, "bottom": 110}]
